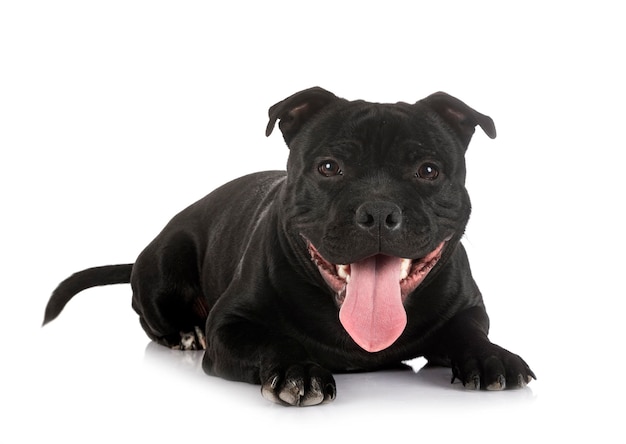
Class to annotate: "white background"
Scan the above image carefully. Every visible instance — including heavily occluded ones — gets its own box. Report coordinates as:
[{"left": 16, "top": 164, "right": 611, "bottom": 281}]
[{"left": 2, "top": 1, "right": 624, "bottom": 442}]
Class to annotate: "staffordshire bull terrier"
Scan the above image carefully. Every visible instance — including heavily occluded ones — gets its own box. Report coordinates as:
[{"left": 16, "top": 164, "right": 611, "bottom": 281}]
[{"left": 44, "top": 87, "right": 535, "bottom": 406}]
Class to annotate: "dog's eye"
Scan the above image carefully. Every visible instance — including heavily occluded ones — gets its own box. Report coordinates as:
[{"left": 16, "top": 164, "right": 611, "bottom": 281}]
[
  {"left": 318, "top": 160, "right": 343, "bottom": 177},
  {"left": 416, "top": 163, "right": 440, "bottom": 180}
]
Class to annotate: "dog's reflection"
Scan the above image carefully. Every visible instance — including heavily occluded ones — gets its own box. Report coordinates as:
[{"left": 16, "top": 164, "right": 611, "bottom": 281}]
[{"left": 144, "top": 341, "right": 204, "bottom": 376}]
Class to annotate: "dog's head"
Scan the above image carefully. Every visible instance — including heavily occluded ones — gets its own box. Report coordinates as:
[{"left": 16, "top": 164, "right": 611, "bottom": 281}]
[{"left": 266, "top": 87, "right": 496, "bottom": 353}]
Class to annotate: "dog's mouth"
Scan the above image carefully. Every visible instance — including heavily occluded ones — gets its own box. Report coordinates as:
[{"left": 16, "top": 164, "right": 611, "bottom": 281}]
[{"left": 307, "top": 240, "right": 447, "bottom": 353}]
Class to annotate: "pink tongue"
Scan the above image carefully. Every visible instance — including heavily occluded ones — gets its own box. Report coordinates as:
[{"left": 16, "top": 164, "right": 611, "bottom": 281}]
[{"left": 339, "top": 255, "right": 407, "bottom": 352}]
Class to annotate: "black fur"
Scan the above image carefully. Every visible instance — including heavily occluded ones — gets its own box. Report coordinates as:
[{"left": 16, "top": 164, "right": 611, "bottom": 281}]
[{"left": 44, "top": 87, "right": 534, "bottom": 406}]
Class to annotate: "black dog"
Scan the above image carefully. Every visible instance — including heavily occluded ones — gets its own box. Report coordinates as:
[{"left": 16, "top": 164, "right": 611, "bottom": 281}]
[{"left": 44, "top": 87, "right": 535, "bottom": 406}]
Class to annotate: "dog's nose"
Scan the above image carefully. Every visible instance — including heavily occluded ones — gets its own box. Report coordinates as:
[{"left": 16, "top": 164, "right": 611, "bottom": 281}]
[{"left": 355, "top": 201, "right": 402, "bottom": 232}]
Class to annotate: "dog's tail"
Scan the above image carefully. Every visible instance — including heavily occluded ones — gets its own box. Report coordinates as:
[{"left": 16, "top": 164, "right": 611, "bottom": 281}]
[{"left": 43, "top": 264, "right": 133, "bottom": 326}]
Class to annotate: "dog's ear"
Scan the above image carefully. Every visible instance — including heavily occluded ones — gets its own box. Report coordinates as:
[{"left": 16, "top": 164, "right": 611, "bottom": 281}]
[
  {"left": 420, "top": 92, "right": 497, "bottom": 147},
  {"left": 266, "top": 87, "right": 339, "bottom": 146}
]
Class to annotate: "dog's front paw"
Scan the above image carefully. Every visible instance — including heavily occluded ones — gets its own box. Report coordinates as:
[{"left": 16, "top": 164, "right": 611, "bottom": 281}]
[
  {"left": 451, "top": 344, "right": 536, "bottom": 390},
  {"left": 261, "top": 363, "right": 336, "bottom": 406}
]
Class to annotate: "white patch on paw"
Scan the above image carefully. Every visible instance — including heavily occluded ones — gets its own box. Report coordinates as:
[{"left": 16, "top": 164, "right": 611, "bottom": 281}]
[
  {"left": 180, "top": 332, "right": 196, "bottom": 350},
  {"left": 177, "top": 327, "right": 206, "bottom": 350},
  {"left": 194, "top": 326, "right": 207, "bottom": 350}
]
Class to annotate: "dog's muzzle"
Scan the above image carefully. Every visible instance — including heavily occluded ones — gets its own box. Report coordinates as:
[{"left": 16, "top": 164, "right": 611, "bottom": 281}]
[{"left": 307, "top": 239, "right": 448, "bottom": 353}]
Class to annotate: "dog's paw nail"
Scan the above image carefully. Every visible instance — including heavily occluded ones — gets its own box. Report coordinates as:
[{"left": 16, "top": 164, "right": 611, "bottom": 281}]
[
  {"left": 486, "top": 375, "right": 506, "bottom": 391},
  {"left": 325, "top": 383, "right": 337, "bottom": 402},
  {"left": 194, "top": 326, "right": 207, "bottom": 350},
  {"left": 299, "top": 378, "right": 324, "bottom": 407},
  {"left": 269, "top": 374, "right": 280, "bottom": 389},
  {"left": 260, "top": 374, "right": 282, "bottom": 404},
  {"left": 464, "top": 374, "right": 480, "bottom": 390},
  {"left": 521, "top": 372, "right": 536, "bottom": 386},
  {"left": 278, "top": 379, "right": 305, "bottom": 406}
]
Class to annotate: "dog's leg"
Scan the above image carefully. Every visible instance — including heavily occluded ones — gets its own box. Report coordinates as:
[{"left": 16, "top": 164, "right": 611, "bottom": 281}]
[
  {"left": 132, "top": 231, "right": 210, "bottom": 350},
  {"left": 201, "top": 299, "right": 337, "bottom": 407},
  {"left": 428, "top": 306, "right": 535, "bottom": 390}
]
